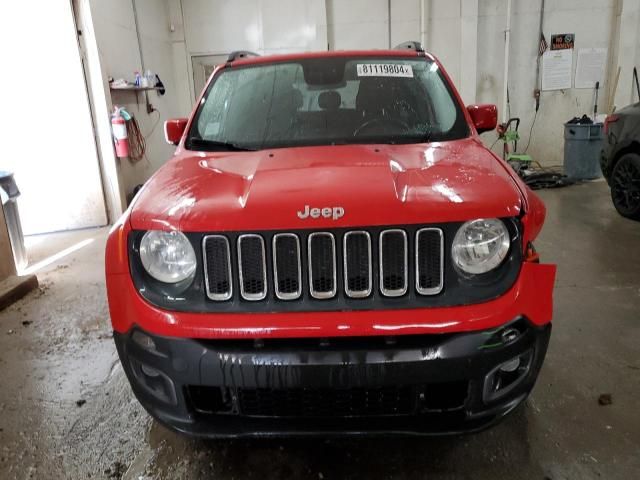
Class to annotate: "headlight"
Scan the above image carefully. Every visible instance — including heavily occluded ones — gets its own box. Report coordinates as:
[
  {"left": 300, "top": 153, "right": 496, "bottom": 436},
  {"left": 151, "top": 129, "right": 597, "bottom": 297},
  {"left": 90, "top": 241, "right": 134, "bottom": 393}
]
[
  {"left": 452, "top": 219, "right": 510, "bottom": 274},
  {"left": 139, "top": 230, "right": 197, "bottom": 283}
]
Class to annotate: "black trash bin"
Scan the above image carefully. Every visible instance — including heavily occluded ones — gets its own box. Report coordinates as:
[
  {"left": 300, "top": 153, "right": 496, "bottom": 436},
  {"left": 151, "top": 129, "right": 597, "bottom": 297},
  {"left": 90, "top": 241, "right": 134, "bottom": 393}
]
[
  {"left": 0, "top": 171, "right": 27, "bottom": 271},
  {"left": 563, "top": 123, "right": 604, "bottom": 180}
]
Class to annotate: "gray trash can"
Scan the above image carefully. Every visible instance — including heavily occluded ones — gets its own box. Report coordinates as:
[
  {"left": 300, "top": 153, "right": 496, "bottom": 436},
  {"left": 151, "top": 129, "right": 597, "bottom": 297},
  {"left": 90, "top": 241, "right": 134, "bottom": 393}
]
[
  {"left": 0, "top": 171, "right": 27, "bottom": 272},
  {"left": 563, "top": 123, "right": 604, "bottom": 180}
]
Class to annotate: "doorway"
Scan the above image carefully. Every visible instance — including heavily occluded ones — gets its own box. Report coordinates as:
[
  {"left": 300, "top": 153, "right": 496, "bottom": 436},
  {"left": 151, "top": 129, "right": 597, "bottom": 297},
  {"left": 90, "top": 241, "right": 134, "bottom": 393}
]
[
  {"left": 191, "top": 54, "right": 228, "bottom": 100},
  {"left": 0, "top": 0, "right": 107, "bottom": 237}
]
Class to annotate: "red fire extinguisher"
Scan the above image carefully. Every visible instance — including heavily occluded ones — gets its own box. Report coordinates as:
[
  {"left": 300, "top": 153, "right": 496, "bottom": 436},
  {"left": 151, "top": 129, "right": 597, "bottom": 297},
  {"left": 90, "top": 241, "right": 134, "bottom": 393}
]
[{"left": 111, "top": 107, "right": 129, "bottom": 158}]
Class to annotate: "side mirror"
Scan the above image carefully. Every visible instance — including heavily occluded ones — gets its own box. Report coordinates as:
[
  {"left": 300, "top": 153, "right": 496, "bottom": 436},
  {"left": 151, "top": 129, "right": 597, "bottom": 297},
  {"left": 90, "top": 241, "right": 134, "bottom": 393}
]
[
  {"left": 466, "top": 104, "right": 497, "bottom": 134},
  {"left": 164, "top": 118, "right": 188, "bottom": 145}
]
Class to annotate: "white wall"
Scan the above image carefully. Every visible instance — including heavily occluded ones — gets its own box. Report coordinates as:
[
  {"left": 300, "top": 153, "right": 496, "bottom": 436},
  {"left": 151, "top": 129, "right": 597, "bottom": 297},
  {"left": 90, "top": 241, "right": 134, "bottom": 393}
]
[
  {"left": 89, "top": 0, "right": 182, "bottom": 199},
  {"left": 181, "top": 0, "right": 327, "bottom": 54},
  {"left": 327, "top": 0, "right": 390, "bottom": 49},
  {"left": 480, "top": 0, "right": 618, "bottom": 165},
  {"left": 615, "top": 0, "right": 640, "bottom": 106},
  {"left": 175, "top": 0, "right": 328, "bottom": 111}
]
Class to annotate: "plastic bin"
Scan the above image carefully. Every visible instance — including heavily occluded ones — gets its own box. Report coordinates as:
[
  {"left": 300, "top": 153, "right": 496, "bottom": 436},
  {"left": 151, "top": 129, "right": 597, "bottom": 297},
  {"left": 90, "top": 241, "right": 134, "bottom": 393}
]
[
  {"left": 0, "top": 171, "right": 27, "bottom": 272},
  {"left": 563, "top": 123, "right": 604, "bottom": 180}
]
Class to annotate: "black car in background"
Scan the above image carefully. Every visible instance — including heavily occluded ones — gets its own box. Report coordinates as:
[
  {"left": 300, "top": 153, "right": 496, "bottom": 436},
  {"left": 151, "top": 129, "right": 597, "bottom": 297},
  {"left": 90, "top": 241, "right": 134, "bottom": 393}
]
[{"left": 601, "top": 102, "right": 640, "bottom": 220}]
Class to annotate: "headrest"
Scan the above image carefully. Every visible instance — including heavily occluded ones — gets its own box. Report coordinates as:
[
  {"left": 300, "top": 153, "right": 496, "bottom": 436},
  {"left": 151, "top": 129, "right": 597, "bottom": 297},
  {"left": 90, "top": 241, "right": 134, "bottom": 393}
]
[
  {"left": 318, "top": 90, "right": 341, "bottom": 110},
  {"left": 291, "top": 88, "right": 303, "bottom": 109}
]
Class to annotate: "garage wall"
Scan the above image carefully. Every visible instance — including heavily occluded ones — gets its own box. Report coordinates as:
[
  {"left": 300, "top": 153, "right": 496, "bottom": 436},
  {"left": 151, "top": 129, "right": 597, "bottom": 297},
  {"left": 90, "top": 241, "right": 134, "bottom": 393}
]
[
  {"left": 86, "top": 0, "right": 640, "bottom": 203},
  {"left": 170, "top": 0, "right": 327, "bottom": 111},
  {"left": 89, "top": 0, "right": 182, "bottom": 199},
  {"left": 614, "top": 0, "right": 640, "bottom": 107},
  {"left": 477, "top": 0, "right": 619, "bottom": 163}
]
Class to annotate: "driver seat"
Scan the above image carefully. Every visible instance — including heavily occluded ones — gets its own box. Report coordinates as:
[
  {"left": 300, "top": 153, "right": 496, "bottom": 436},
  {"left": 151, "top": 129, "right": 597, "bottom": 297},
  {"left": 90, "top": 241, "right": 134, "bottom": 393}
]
[{"left": 355, "top": 78, "right": 395, "bottom": 120}]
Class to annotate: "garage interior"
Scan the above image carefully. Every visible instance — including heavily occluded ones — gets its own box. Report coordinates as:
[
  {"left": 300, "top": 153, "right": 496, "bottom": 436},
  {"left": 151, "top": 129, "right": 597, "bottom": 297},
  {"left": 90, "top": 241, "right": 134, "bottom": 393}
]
[{"left": 0, "top": 0, "right": 639, "bottom": 479}]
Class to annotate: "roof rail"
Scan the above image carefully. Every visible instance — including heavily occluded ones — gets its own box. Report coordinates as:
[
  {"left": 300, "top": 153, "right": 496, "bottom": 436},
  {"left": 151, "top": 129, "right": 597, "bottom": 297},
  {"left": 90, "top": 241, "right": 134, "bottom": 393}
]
[
  {"left": 394, "top": 41, "right": 424, "bottom": 53},
  {"left": 227, "top": 51, "right": 260, "bottom": 62}
]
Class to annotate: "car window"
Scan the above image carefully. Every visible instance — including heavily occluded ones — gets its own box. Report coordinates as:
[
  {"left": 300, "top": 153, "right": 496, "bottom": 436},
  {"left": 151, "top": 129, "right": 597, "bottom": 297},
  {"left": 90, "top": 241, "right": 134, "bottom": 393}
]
[{"left": 187, "top": 57, "right": 469, "bottom": 151}]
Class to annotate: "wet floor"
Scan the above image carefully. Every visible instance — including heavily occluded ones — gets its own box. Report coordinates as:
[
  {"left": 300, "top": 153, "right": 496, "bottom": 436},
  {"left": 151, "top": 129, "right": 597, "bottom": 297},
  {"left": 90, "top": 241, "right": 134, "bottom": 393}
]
[{"left": 1, "top": 180, "right": 639, "bottom": 479}]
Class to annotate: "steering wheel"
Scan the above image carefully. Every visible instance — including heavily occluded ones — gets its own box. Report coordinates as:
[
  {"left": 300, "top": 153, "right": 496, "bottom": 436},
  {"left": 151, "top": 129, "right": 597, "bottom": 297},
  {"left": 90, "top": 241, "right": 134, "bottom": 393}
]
[{"left": 353, "top": 116, "right": 410, "bottom": 137}]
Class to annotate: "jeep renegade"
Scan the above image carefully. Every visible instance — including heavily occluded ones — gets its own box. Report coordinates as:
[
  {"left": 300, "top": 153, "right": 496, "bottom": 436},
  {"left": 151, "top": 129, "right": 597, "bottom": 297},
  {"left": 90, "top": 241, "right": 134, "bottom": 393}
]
[{"left": 106, "top": 45, "right": 556, "bottom": 437}]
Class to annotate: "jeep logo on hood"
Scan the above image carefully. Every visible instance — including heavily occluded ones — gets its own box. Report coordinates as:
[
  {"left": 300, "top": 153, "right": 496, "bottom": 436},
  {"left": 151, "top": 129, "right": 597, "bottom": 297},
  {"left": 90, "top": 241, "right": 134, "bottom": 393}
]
[{"left": 297, "top": 205, "right": 345, "bottom": 220}]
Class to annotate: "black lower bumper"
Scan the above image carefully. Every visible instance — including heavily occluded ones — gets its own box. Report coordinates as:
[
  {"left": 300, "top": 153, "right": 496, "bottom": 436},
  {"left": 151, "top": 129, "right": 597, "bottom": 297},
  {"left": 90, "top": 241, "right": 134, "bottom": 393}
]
[{"left": 114, "top": 318, "right": 550, "bottom": 438}]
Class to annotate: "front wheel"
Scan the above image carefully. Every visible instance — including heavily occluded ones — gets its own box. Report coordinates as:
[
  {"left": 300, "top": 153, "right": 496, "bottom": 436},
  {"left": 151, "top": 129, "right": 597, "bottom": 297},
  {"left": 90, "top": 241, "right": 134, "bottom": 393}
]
[{"left": 611, "top": 153, "right": 640, "bottom": 220}]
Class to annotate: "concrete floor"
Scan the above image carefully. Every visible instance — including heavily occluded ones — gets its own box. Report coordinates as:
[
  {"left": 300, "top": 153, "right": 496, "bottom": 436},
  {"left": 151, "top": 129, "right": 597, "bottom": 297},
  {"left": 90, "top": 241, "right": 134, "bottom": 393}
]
[{"left": 0, "top": 180, "right": 639, "bottom": 479}]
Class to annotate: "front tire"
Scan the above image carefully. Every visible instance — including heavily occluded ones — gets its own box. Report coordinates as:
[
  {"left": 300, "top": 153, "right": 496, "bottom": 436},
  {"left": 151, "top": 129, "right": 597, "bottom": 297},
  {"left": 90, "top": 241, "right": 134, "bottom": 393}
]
[{"left": 611, "top": 153, "right": 640, "bottom": 220}]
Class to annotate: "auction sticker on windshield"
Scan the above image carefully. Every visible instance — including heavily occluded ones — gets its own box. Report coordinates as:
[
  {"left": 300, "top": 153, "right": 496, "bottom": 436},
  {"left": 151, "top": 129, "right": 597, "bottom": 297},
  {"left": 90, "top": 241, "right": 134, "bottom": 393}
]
[{"left": 357, "top": 63, "right": 413, "bottom": 77}]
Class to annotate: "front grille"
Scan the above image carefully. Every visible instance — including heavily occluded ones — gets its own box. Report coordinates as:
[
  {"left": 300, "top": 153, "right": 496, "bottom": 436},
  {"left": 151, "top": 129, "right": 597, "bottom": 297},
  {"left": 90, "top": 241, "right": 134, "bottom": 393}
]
[
  {"left": 344, "top": 231, "right": 372, "bottom": 297},
  {"left": 415, "top": 228, "right": 444, "bottom": 294},
  {"left": 379, "top": 230, "right": 408, "bottom": 297},
  {"left": 237, "top": 234, "right": 267, "bottom": 300},
  {"left": 187, "top": 382, "right": 470, "bottom": 418},
  {"left": 203, "top": 227, "right": 444, "bottom": 302},
  {"left": 308, "top": 232, "right": 337, "bottom": 299},
  {"left": 273, "top": 234, "right": 302, "bottom": 300},
  {"left": 238, "top": 386, "right": 414, "bottom": 417},
  {"left": 203, "top": 235, "right": 232, "bottom": 300}
]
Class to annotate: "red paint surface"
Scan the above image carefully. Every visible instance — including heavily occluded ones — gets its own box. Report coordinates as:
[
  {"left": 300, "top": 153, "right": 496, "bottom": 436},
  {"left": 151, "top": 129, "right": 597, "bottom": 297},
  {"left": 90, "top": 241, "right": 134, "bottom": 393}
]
[
  {"left": 107, "top": 221, "right": 555, "bottom": 338},
  {"left": 466, "top": 104, "right": 498, "bottom": 133},
  {"left": 164, "top": 118, "right": 187, "bottom": 145},
  {"left": 106, "top": 48, "right": 554, "bottom": 339},
  {"left": 129, "top": 140, "right": 525, "bottom": 232}
]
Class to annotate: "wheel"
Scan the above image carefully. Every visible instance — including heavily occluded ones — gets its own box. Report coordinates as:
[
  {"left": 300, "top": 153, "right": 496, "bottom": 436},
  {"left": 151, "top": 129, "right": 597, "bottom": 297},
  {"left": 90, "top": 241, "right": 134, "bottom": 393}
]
[{"left": 610, "top": 153, "right": 640, "bottom": 220}]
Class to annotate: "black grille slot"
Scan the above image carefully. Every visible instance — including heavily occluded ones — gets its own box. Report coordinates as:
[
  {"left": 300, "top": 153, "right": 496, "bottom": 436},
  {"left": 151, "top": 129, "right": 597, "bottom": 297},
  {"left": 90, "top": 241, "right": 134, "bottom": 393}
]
[
  {"left": 238, "top": 386, "right": 414, "bottom": 417},
  {"left": 308, "top": 233, "right": 336, "bottom": 299},
  {"left": 344, "top": 231, "right": 372, "bottom": 297},
  {"left": 203, "top": 235, "right": 232, "bottom": 301},
  {"left": 273, "top": 234, "right": 301, "bottom": 300},
  {"left": 416, "top": 228, "right": 444, "bottom": 295},
  {"left": 238, "top": 235, "right": 267, "bottom": 300},
  {"left": 379, "top": 230, "right": 408, "bottom": 297}
]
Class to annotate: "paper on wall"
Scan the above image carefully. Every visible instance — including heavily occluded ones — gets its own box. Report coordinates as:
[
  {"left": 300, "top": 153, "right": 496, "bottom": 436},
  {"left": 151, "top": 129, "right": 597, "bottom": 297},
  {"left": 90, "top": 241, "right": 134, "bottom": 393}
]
[
  {"left": 575, "top": 48, "right": 607, "bottom": 89},
  {"left": 542, "top": 49, "right": 573, "bottom": 91}
]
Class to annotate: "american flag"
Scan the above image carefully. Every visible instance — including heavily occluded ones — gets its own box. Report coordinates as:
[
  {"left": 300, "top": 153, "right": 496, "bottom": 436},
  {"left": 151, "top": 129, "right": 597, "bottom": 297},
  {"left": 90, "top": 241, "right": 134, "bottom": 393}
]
[{"left": 538, "top": 33, "right": 548, "bottom": 56}]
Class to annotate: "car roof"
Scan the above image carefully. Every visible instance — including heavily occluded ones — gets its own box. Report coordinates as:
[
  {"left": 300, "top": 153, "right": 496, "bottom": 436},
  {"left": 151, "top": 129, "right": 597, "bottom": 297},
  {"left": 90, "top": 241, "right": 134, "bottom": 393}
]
[{"left": 229, "top": 49, "right": 437, "bottom": 67}]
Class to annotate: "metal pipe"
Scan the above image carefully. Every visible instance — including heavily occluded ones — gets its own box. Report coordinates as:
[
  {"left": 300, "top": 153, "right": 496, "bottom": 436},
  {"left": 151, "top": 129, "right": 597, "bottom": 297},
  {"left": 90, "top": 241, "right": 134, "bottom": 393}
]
[
  {"left": 388, "top": 0, "right": 392, "bottom": 48},
  {"left": 501, "top": 0, "right": 512, "bottom": 123},
  {"left": 534, "top": 0, "right": 545, "bottom": 90},
  {"left": 420, "top": 0, "right": 427, "bottom": 48},
  {"left": 131, "top": 0, "right": 145, "bottom": 71}
]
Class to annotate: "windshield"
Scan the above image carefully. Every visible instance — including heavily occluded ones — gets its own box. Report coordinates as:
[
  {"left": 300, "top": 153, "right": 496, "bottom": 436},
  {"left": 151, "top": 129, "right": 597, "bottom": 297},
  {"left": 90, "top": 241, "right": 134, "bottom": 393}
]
[{"left": 186, "top": 56, "right": 469, "bottom": 151}]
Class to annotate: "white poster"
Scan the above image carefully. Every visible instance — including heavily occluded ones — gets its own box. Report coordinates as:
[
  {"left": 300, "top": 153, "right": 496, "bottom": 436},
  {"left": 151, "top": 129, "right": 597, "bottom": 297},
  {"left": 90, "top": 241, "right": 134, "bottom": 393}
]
[
  {"left": 542, "top": 49, "right": 573, "bottom": 91},
  {"left": 575, "top": 48, "right": 607, "bottom": 89}
]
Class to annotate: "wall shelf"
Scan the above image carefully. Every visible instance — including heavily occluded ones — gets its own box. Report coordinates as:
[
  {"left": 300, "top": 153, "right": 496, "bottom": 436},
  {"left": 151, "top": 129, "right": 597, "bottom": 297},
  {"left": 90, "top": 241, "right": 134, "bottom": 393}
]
[
  {"left": 109, "top": 85, "right": 161, "bottom": 92},
  {"left": 109, "top": 85, "right": 160, "bottom": 112}
]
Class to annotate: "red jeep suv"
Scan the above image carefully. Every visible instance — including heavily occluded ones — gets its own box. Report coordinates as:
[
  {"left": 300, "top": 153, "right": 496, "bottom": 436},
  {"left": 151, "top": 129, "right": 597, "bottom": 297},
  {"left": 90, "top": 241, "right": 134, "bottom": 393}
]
[{"left": 105, "top": 44, "right": 556, "bottom": 437}]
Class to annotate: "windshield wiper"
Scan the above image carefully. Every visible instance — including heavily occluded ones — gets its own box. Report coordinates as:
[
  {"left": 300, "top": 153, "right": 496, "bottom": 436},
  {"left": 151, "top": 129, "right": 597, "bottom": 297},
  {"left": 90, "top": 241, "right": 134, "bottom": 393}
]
[{"left": 185, "top": 137, "right": 258, "bottom": 152}]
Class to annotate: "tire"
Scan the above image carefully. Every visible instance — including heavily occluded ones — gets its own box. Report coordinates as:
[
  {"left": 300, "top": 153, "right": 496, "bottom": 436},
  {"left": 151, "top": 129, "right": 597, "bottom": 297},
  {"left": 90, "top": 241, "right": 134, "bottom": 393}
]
[{"left": 610, "top": 153, "right": 640, "bottom": 220}]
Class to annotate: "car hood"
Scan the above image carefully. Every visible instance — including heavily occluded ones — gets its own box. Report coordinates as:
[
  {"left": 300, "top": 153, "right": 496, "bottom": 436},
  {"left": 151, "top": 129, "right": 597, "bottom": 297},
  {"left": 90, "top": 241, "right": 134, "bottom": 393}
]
[{"left": 130, "top": 139, "right": 523, "bottom": 231}]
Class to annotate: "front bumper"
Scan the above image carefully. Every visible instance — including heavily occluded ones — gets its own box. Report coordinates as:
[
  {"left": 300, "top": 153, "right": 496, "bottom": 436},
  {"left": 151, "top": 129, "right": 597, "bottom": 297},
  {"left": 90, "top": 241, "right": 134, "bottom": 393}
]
[{"left": 114, "top": 317, "right": 551, "bottom": 437}]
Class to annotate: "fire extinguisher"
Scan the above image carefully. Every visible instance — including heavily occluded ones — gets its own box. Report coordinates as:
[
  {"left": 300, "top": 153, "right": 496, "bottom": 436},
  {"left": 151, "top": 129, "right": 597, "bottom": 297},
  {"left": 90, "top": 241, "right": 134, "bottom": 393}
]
[{"left": 111, "top": 107, "right": 129, "bottom": 158}]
